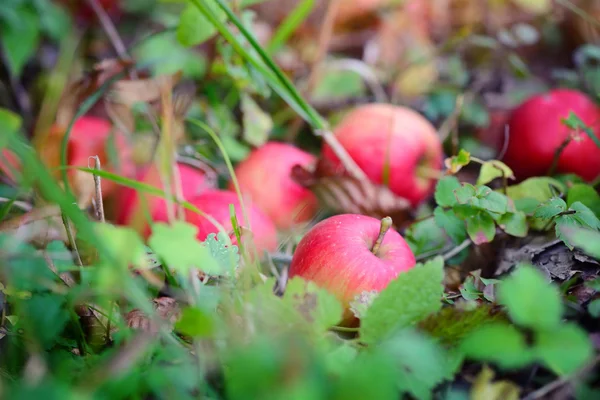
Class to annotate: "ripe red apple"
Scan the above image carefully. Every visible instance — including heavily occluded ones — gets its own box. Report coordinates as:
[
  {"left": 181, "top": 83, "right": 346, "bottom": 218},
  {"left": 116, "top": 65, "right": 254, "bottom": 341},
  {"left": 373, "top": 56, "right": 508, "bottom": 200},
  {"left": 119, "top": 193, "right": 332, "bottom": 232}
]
[
  {"left": 184, "top": 190, "right": 278, "bottom": 256},
  {"left": 64, "top": 116, "right": 135, "bottom": 199},
  {"left": 289, "top": 213, "right": 416, "bottom": 324},
  {"left": 1, "top": 116, "right": 134, "bottom": 199},
  {"left": 230, "top": 142, "right": 318, "bottom": 230},
  {"left": 502, "top": 89, "right": 600, "bottom": 181},
  {"left": 115, "top": 162, "right": 211, "bottom": 229},
  {"left": 322, "top": 103, "right": 443, "bottom": 207}
]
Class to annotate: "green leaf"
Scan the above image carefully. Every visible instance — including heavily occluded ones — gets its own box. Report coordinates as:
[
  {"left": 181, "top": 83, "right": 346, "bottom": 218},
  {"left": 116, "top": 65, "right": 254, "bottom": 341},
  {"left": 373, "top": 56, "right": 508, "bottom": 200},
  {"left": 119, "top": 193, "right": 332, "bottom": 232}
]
[
  {"left": 420, "top": 304, "right": 504, "bottom": 346},
  {"left": 17, "top": 293, "right": 70, "bottom": 349},
  {"left": 477, "top": 160, "right": 515, "bottom": 186},
  {"left": 535, "top": 324, "right": 593, "bottom": 376},
  {"left": 497, "top": 212, "right": 528, "bottom": 237},
  {"left": 506, "top": 177, "right": 565, "bottom": 203},
  {"left": 497, "top": 264, "right": 563, "bottom": 330},
  {"left": 312, "top": 69, "right": 366, "bottom": 101},
  {"left": 455, "top": 183, "right": 477, "bottom": 204},
  {"left": 282, "top": 277, "right": 343, "bottom": 331},
  {"left": 435, "top": 176, "right": 462, "bottom": 207},
  {"left": 534, "top": 197, "right": 567, "bottom": 219},
  {"left": 360, "top": 257, "right": 445, "bottom": 344},
  {"left": 95, "top": 223, "right": 147, "bottom": 268},
  {"left": 588, "top": 299, "right": 600, "bottom": 318},
  {"left": 240, "top": 94, "right": 273, "bottom": 147},
  {"left": 556, "top": 202, "right": 600, "bottom": 249},
  {"left": 476, "top": 187, "right": 508, "bottom": 214},
  {"left": 0, "top": 6, "right": 40, "bottom": 76},
  {"left": 434, "top": 207, "right": 467, "bottom": 243},
  {"left": 332, "top": 348, "right": 398, "bottom": 399},
  {"left": 37, "top": 0, "right": 71, "bottom": 41},
  {"left": 404, "top": 217, "right": 448, "bottom": 256},
  {"left": 133, "top": 31, "right": 207, "bottom": 79},
  {"left": 562, "top": 111, "right": 600, "bottom": 149},
  {"left": 569, "top": 201, "right": 600, "bottom": 229},
  {"left": 0, "top": 108, "right": 22, "bottom": 142},
  {"left": 174, "top": 306, "right": 214, "bottom": 337},
  {"left": 567, "top": 183, "right": 600, "bottom": 217},
  {"left": 380, "top": 329, "right": 455, "bottom": 400},
  {"left": 445, "top": 149, "right": 471, "bottom": 173},
  {"left": 465, "top": 211, "right": 496, "bottom": 244},
  {"left": 148, "top": 221, "right": 221, "bottom": 275},
  {"left": 460, "top": 322, "right": 535, "bottom": 369},
  {"left": 459, "top": 276, "right": 481, "bottom": 301},
  {"left": 177, "top": 3, "right": 224, "bottom": 47},
  {"left": 203, "top": 232, "right": 240, "bottom": 276}
]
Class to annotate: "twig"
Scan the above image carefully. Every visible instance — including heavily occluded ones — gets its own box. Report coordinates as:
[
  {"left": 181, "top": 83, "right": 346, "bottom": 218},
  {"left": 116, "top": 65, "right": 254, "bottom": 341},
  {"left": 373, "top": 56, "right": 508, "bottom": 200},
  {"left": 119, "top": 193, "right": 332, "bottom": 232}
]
[
  {"left": 85, "top": 0, "right": 161, "bottom": 141},
  {"left": 84, "top": 0, "right": 129, "bottom": 61},
  {"left": 88, "top": 156, "right": 105, "bottom": 223},
  {"left": 61, "top": 214, "right": 83, "bottom": 267},
  {"left": 548, "top": 135, "right": 573, "bottom": 176},
  {"left": 304, "top": 0, "right": 342, "bottom": 95},
  {"left": 523, "top": 354, "right": 600, "bottom": 400},
  {"left": 497, "top": 124, "right": 510, "bottom": 161},
  {"left": 443, "top": 239, "right": 472, "bottom": 261},
  {"left": 438, "top": 93, "right": 467, "bottom": 148}
]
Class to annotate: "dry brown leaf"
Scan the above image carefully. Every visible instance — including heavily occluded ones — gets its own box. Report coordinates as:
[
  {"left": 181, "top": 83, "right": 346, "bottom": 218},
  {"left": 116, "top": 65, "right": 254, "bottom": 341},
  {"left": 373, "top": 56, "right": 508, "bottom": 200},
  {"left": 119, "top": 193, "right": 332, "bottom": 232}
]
[
  {"left": 471, "top": 366, "right": 520, "bottom": 400},
  {"left": 53, "top": 59, "right": 135, "bottom": 129},
  {"left": 291, "top": 158, "right": 411, "bottom": 224},
  {"left": 0, "top": 205, "right": 69, "bottom": 247},
  {"left": 108, "top": 72, "right": 182, "bottom": 107},
  {"left": 125, "top": 297, "right": 181, "bottom": 334}
]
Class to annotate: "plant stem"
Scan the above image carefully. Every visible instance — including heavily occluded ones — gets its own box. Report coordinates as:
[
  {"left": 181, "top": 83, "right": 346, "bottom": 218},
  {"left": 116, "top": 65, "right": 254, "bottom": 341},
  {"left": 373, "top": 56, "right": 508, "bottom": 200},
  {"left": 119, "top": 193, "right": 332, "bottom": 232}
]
[
  {"left": 548, "top": 135, "right": 572, "bottom": 176},
  {"left": 371, "top": 216, "right": 393, "bottom": 255}
]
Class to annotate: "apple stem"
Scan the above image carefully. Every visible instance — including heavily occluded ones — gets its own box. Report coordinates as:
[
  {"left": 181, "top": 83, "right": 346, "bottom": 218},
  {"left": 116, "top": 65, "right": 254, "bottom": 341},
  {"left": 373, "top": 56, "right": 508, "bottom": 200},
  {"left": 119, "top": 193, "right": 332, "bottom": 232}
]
[{"left": 372, "top": 216, "right": 393, "bottom": 255}]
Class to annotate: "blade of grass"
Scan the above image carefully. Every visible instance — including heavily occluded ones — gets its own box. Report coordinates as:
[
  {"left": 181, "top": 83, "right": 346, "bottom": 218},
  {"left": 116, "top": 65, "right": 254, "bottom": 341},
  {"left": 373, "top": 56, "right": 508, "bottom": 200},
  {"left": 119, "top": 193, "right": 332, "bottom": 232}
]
[
  {"left": 266, "top": 0, "right": 315, "bottom": 54},
  {"left": 186, "top": 118, "right": 249, "bottom": 230},
  {"left": 187, "top": 0, "right": 326, "bottom": 129},
  {"left": 72, "top": 166, "right": 229, "bottom": 240}
]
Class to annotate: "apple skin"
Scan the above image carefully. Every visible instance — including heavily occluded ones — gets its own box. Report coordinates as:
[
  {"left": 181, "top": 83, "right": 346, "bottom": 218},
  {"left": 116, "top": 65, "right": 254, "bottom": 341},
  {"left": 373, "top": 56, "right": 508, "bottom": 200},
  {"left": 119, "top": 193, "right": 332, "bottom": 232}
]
[
  {"left": 115, "top": 162, "right": 211, "bottom": 228},
  {"left": 322, "top": 103, "right": 443, "bottom": 207},
  {"left": 502, "top": 89, "right": 600, "bottom": 181},
  {"left": 184, "top": 190, "right": 278, "bottom": 256},
  {"left": 288, "top": 213, "right": 416, "bottom": 324},
  {"left": 230, "top": 142, "right": 318, "bottom": 230},
  {"left": 65, "top": 116, "right": 135, "bottom": 197},
  {"left": 0, "top": 116, "right": 134, "bottom": 198}
]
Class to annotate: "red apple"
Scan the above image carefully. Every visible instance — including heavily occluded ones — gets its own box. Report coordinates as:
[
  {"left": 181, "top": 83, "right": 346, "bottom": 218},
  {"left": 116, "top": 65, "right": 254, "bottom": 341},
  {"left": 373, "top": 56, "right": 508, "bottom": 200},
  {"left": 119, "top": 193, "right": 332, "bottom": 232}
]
[
  {"left": 230, "top": 142, "right": 318, "bottom": 230},
  {"left": 58, "top": 0, "right": 121, "bottom": 23},
  {"left": 184, "top": 190, "right": 278, "bottom": 256},
  {"left": 289, "top": 213, "right": 416, "bottom": 324},
  {"left": 502, "top": 89, "right": 600, "bottom": 181},
  {"left": 1, "top": 116, "right": 134, "bottom": 199},
  {"left": 322, "top": 103, "right": 443, "bottom": 207},
  {"left": 115, "top": 162, "right": 211, "bottom": 228}
]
